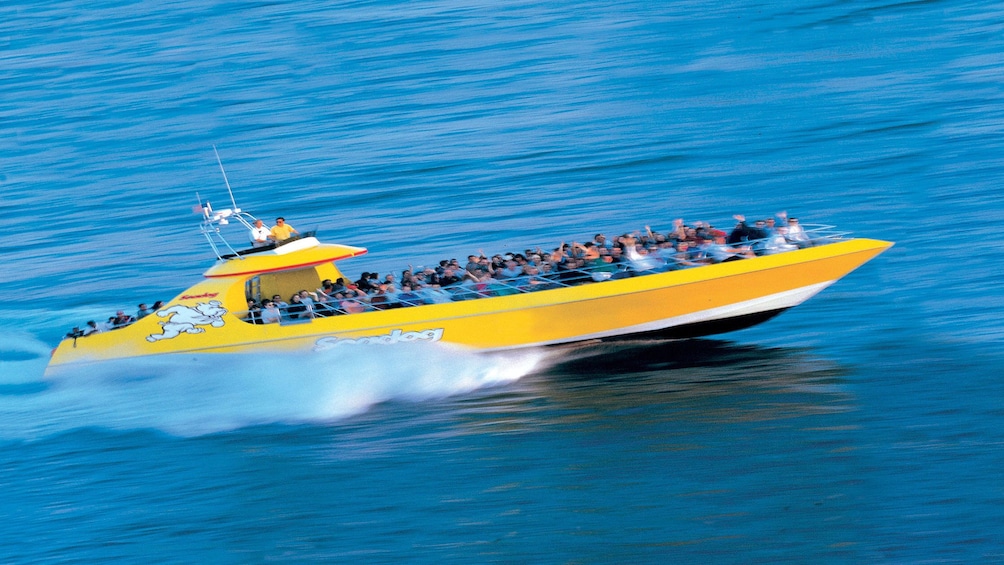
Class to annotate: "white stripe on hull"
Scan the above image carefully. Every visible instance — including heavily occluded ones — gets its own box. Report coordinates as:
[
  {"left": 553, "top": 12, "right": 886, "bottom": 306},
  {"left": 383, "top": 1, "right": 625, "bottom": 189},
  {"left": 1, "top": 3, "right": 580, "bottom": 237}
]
[{"left": 500, "top": 280, "right": 836, "bottom": 350}]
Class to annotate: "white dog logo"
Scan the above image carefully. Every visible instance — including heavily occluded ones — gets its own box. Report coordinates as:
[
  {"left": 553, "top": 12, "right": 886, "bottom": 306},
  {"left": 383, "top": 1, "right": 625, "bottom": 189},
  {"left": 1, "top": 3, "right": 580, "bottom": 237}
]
[{"left": 147, "top": 300, "right": 228, "bottom": 342}]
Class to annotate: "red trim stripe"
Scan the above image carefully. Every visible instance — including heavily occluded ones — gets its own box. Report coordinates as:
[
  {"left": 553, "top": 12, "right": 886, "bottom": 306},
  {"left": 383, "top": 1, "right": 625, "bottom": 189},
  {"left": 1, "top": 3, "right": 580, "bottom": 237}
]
[{"left": 203, "top": 250, "right": 367, "bottom": 278}]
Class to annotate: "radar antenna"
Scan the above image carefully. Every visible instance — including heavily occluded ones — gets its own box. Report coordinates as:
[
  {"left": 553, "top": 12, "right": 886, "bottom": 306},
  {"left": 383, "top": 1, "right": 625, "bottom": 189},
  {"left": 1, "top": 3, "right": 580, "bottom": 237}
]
[{"left": 213, "top": 145, "right": 240, "bottom": 211}]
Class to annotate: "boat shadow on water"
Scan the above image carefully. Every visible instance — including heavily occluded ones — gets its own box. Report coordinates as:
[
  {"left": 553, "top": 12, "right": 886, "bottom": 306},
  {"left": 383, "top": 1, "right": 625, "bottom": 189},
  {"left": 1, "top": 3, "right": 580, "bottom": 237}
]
[
  {"left": 535, "top": 337, "right": 852, "bottom": 394},
  {"left": 442, "top": 338, "right": 859, "bottom": 435}
]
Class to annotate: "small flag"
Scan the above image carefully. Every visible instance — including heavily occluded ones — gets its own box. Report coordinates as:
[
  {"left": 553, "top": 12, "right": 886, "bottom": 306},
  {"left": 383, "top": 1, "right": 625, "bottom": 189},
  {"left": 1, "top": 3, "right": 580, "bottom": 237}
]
[{"left": 192, "top": 204, "right": 204, "bottom": 214}]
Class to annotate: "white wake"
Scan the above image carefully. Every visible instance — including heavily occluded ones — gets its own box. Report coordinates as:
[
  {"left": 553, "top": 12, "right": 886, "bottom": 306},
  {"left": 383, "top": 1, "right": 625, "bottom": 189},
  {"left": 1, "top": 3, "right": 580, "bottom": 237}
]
[{"left": 0, "top": 338, "right": 543, "bottom": 439}]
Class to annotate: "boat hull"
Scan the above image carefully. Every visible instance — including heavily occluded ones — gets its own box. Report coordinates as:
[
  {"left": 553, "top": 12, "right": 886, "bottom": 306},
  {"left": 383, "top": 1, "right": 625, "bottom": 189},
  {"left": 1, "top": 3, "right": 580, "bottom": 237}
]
[{"left": 46, "top": 238, "right": 892, "bottom": 369}]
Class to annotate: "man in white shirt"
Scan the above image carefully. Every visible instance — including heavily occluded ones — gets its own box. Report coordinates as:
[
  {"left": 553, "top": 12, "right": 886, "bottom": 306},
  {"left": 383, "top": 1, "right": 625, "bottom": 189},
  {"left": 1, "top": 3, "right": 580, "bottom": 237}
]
[
  {"left": 784, "top": 217, "right": 810, "bottom": 247},
  {"left": 249, "top": 219, "right": 270, "bottom": 247}
]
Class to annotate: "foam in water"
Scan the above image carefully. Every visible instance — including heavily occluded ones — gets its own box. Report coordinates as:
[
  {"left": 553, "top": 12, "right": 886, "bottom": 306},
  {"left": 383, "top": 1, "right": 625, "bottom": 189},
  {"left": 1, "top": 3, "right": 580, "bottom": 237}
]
[
  {"left": 0, "top": 339, "right": 543, "bottom": 439},
  {"left": 0, "top": 332, "right": 53, "bottom": 381}
]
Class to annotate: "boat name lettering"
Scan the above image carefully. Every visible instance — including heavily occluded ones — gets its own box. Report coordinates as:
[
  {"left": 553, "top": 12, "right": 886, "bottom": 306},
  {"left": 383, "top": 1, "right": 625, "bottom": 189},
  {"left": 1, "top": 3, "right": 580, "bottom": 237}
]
[
  {"left": 314, "top": 328, "right": 444, "bottom": 350},
  {"left": 180, "top": 292, "right": 219, "bottom": 300}
]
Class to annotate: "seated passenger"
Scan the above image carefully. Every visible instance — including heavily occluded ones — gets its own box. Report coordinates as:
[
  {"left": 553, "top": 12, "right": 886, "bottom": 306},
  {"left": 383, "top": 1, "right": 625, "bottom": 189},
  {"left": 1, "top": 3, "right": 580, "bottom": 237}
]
[
  {"left": 667, "top": 219, "right": 688, "bottom": 243},
  {"left": 667, "top": 241, "right": 704, "bottom": 268},
  {"left": 318, "top": 279, "right": 337, "bottom": 297},
  {"left": 337, "top": 288, "right": 370, "bottom": 313},
  {"left": 465, "top": 254, "right": 487, "bottom": 279},
  {"left": 260, "top": 301, "right": 281, "bottom": 324},
  {"left": 471, "top": 273, "right": 496, "bottom": 298},
  {"left": 471, "top": 253, "right": 495, "bottom": 279},
  {"left": 498, "top": 255, "right": 513, "bottom": 272},
  {"left": 355, "top": 272, "right": 375, "bottom": 292},
  {"left": 703, "top": 235, "right": 755, "bottom": 263},
  {"left": 246, "top": 299, "right": 262, "bottom": 324},
  {"left": 727, "top": 214, "right": 768, "bottom": 245},
  {"left": 555, "top": 256, "right": 590, "bottom": 284},
  {"left": 264, "top": 294, "right": 288, "bottom": 319},
  {"left": 400, "top": 269, "right": 418, "bottom": 288},
  {"left": 623, "top": 244, "right": 664, "bottom": 273},
  {"left": 592, "top": 233, "right": 613, "bottom": 249},
  {"left": 783, "top": 217, "right": 812, "bottom": 247},
  {"left": 310, "top": 289, "right": 337, "bottom": 317},
  {"left": 420, "top": 268, "right": 440, "bottom": 286},
  {"left": 536, "top": 260, "right": 568, "bottom": 284},
  {"left": 643, "top": 225, "right": 670, "bottom": 248},
  {"left": 762, "top": 217, "right": 778, "bottom": 236},
  {"left": 514, "top": 265, "right": 553, "bottom": 291},
  {"left": 397, "top": 283, "right": 423, "bottom": 306},
  {"left": 549, "top": 244, "right": 568, "bottom": 269},
  {"left": 575, "top": 242, "right": 617, "bottom": 281},
  {"left": 370, "top": 284, "right": 398, "bottom": 309},
  {"left": 410, "top": 270, "right": 428, "bottom": 288},
  {"left": 298, "top": 290, "right": 319, "bottom": 317},
  {"left": 341, "top": 298, "right": 366, "bottom": 314},
  {"left": 498, "top": 260, "right": 523, "bottom": 280},
  {"left": 439, "top": 266, "right": 463, "bottom": 287},
  {"left": 763, "top": 227, "right": 799, "bottom": 254},
  {"left": 287, "top": 294, "right": 309, "bottom": 319},
  {"left": 617, "top": 233, "right": 638, "bottom": 251},
  {"left": 419, "top": 283, "right": 453, "bottom": 304},
  {"left": 112, "top": 310, "right": 134, "bottom": 328},
  {"left": 449, "top": 276, "right": 480, "bottom": 300}
]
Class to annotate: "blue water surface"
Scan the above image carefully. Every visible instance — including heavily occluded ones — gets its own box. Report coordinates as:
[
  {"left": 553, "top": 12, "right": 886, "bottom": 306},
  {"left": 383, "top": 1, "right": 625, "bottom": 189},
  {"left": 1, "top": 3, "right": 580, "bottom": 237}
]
[{"left": 2, "top": 0, "right": 1003, "bottom": 562}]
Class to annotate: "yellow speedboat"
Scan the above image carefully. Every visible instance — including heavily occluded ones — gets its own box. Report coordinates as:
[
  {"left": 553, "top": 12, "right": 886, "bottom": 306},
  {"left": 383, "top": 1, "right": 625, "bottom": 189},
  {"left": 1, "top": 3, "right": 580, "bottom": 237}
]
[{"left": 47, "top": 202, "right": 892, "bottom": 371}]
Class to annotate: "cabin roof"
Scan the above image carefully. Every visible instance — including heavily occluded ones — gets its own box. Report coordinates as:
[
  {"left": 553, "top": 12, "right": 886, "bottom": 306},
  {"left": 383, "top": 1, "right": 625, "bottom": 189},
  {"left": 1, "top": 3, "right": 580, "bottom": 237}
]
[{"left": 203, "top": 237, "right": 367, "bottom": 278}]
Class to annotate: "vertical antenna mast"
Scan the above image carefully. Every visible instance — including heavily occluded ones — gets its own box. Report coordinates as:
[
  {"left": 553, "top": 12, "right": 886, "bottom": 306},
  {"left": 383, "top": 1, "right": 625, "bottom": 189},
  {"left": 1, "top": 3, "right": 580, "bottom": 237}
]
[
  {"left": 213, "top": 145, "right": 239, "bottom": 211},
  {"left": 194, "top": 192, "right": 208, "bottom": 217}
]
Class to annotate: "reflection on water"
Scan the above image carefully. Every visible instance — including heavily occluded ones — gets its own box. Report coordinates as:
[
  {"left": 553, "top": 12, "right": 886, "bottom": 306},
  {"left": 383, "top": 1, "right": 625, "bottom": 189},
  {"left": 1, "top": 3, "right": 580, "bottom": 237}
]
[
  {"left": 442, "top": 338, "right": 855, "bottom": 433},
  {"left": 546, "top": 337, "right": 845, "bottom": 381},
  {"left": 295, "top": 338, "right": 872, "bottom": 561}
]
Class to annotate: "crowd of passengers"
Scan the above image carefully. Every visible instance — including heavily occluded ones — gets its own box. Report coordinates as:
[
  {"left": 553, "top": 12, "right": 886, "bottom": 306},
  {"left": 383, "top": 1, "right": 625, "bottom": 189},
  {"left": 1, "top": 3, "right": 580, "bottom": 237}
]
[
  {"left": 66, "top": 300, "right": 165, "bottom": 338},
  {"left": 245, "top": 211, "right": 817, "bottom": 323}
]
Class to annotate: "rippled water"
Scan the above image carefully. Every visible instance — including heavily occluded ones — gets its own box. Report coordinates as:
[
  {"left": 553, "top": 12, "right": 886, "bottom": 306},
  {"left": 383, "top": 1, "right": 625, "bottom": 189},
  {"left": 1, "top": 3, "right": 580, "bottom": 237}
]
[{"left": 2, "top": 0, "right": 1004, "bottom": 562}]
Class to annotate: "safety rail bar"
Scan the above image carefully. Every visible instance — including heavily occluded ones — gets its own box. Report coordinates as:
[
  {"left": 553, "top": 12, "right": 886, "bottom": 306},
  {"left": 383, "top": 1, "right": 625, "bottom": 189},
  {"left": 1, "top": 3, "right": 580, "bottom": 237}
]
[
  {"left": 61, "top": 224, "right": 850, "bottom": 337},
  {"left": 237, "top": 224, "right": 850, "bottom": 324}
]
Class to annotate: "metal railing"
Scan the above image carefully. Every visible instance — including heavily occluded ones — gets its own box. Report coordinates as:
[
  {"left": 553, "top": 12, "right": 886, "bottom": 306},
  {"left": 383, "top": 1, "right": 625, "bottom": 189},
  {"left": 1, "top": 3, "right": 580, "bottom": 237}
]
[
  {"left": 236, "top": 224, "right": 850, "bottom": 323},
  {"left": 60, "top": 224, "right": 851, "bottom": 341}
]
